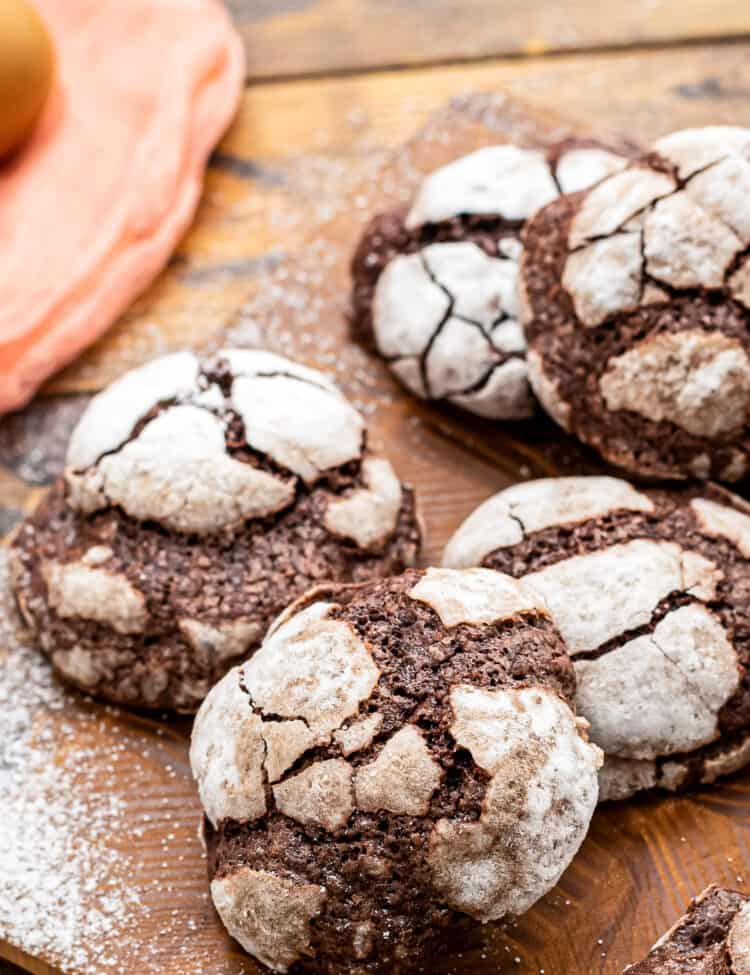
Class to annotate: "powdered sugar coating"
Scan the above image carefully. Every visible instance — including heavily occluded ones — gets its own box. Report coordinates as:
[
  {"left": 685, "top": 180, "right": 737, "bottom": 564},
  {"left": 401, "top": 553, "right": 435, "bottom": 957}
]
[
  {"left": 372, "top": 241, "right": 532, "bottom": 420},
  {"left": 354, "top": 725, "right": 443, "bottom": 816},
  {"left": 273, "top": 760, "right": 355, "bottom": 831},
  {"left": 178, "top": 618, "right": 262, "bottom": 667},
  {"left": 66, "top": 351, "right": 201, "bottom": 470},
  {"left": 242, "top": 602, "right": 380, "bottom": 739},
  {"left": 64, "top": 347, "right": 373, "bottom": 530},
  {"left": 568, "top": 168, "right": 675, "bottom": 249},
  {"left": 562, "top": 161, "right": 750, "bottom": 321},
  {"left": 324, "top": 456, "right": 403, "bottom": 548},
  {"left": 42, "top": 559, "right": 147, "bottom": 635},
  {"left": 19, "top": 346, "right": 419, "bottom": 712},
  {"left": 372, "top": 252, "right": 449, "bottom": 357},
  {"left": 653, "top": 125, "right": 750, "bottom": 178},
  {"left": 408, "top": 566, "right": 542, "bottom": 627},
  {"left": 522, "top": 539, "right": 720, "bottom": 654},
  {"left": 210, "top": 869, "right": 326, "bottom": 974},
  {"left": 691, "top": 496, "right": 750, "bottom": 556},
  {"left": 525, "top": 349, "right": 572, "bottom": 430},
  {"left": 599, "top": 330, "right": 750, "bottom": 439},
  {"left": 262, "top": 720, "right": 316, "bottom": 783},
  {"left": 429, "top": 685, "right": 601, "bottom": 922},
  {"left": 443, "top": 477, "right": 653, "bottom": 569},
  {"left": 333, "top": 712, "right": 384, "bottom": 757},
  {"left": 366, "top": 144, "right": 630, "bottom": 421},
  {"left": 390, "top": 356, "right": 427, "bottom": 398},
  {"left": 643, "top": 191, "right": 742, "bottom": 288},
  {"left": 562, "top": 231, "right": 642, "bottom": 327},
  {"left": 555, "top": 146, "right": 628, "bottom": 193},
  {"left": 67, "top": 405, "right": 296, "bottom": 534},
  {"left": 232, "top": 374, "right": 365, "bottom": 484},
  {"left": 424, "top": 240, "right": 520, "bottom": 321},
  {"left": 218, "top": 347, "right": 340, "bottom": 392},
  {"left": 449, "top": 356, "right": 533, "bottom": 419},
  {"left": 684, "top": 154, "right": 750, "bottom": 245},
  {"left": 405, "top": 145, "right": 559, "bottom": 229},
  {"left": 191, "top": 639, "right": 373, "bottom": 829},
  {"left": 427, "top": 316, "right": 509, "bottom": 399},
  {"left": 575, "top": 604, "right": 739, "bottom": 760},
  {"left": 597, "top": 756, "right": 660, "bottom": 802},
  {"left": 189, "top": 667, "right": 266, "bottom": 827}
]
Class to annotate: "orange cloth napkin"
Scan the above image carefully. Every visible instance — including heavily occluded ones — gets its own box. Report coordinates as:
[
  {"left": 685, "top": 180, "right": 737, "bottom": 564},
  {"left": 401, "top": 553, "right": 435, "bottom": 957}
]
[{"left": 0, "top": 0, "right": 244, "bottom": 414}]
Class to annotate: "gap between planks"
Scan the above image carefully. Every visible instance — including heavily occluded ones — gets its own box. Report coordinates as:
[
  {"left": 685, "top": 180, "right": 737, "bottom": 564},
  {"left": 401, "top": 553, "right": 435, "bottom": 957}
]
[
  {"left": 230, "top": 0, "right": 750, "bottom": 82},
  {"left": 242, "top": 32, "right": 750, "bottom": 87}
]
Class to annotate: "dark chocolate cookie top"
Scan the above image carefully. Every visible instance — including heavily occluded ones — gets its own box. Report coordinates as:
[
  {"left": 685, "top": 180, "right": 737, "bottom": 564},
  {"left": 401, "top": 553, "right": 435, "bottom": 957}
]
[
  {"left": 350, "top": 141, "right": 628, "bottom": 421},
  {"left": 519, "top": 126, "right": 750, "bottom": 481},
  {"left": 11, "top": 350, "right": 420, "bottom": 712},
  {"left": 625, "top": 884, "right": 750, "bottom": 974},
  {"left": 443, "top": 476, "right": 750, "bottom": 799},
  {"left": 190, "top": 567, "right": 601, "bottom": 974}
]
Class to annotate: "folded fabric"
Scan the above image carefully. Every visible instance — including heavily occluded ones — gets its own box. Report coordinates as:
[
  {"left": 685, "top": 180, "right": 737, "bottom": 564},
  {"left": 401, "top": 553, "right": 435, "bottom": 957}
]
[{"left": 0, "top": 0, "right": 244, "bottom": 414}]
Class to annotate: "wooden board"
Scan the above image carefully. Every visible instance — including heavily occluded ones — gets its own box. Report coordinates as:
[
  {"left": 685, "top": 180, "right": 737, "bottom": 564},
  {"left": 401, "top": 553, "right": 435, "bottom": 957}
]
[
  {"left": 229, "top": 0, "right": 750, "bottom": 80},
  {"left": 3, "top": 47, "right": 750, "bottom": 975}
]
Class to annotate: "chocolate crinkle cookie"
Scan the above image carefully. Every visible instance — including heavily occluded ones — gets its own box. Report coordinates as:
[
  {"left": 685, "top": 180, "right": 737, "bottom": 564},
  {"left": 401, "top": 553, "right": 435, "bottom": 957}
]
[
  {"left": 350, "top": 140, "right": 629, "bottom": 420},
  {"left": 443, "top": 476, "right": 750, "bottom": 801},
  {"left": 520, "top": 126, "right": 750, "bottom": 481},
  {"left": 190, "top": 567, "right": 602, "bottom": 974},
  {"left": 10, "top": 349, "right": 420, "bottom": 712},
  {"left": 625, "top": 884, "right": 750, "bottom": 974}
]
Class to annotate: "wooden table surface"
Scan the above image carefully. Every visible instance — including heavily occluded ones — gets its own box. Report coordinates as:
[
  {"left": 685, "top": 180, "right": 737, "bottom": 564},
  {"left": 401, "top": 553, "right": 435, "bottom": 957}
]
[{"left": 3, "top": 2, "right": 750, "bottom": 974}]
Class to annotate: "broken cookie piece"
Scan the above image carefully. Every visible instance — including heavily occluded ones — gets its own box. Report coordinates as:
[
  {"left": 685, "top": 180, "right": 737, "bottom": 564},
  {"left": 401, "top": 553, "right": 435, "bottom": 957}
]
[
  {"left": 625, "top": 884, "right": 750, "bottom": 974},
  {"left": 350, "top": 140, "right": 629, "bottom": 420},
  {"left": 191, "top": 567, "right": 601, "bottom": 974},
  {"left": 10, "top": 349, "right": 421, "bottom": 712},
  {"left": 520, "top": 126, "right": 750, "bottom": 480},
  {"left": 443, "top": 476, "right": 750, "bottom": 800}
]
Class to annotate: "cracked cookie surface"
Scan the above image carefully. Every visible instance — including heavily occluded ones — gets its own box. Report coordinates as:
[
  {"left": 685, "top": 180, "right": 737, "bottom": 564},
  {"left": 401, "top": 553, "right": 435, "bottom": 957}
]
[
  {"left": 10, "top": 349, "right": 421, "bottom": 712},
  {"left": 625, "top": 884, "right": 750, "bottom": 974},
  {"left": 190, "top": 567, "right": 601, "bottom": 974},
  {"left": 443, "top": 476, "right": 750, "bottom": 800},
  {"left": 520, "top": 126, "right": 750, "bottom": 480},
  {"left": 350, "top": 140, "right": 629, "bottom": 420}
]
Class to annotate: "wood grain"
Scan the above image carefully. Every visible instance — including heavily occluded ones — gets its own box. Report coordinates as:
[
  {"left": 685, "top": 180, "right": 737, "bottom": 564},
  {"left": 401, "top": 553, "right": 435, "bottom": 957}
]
[
  {"left": 3, "top": 42, "right": 750, "bottom": 975},
  {"left": 229, "top": 0, "right": 750, "bottom": 80}
]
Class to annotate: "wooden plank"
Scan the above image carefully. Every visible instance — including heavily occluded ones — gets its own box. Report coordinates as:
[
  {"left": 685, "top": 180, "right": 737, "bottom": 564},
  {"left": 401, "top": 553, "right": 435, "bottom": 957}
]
[
  {"left": 229, "top": 0, "right": 750, "bottom": 80},
  {"left": 4, "top": 44, "right": 750, "bottom": 975}
]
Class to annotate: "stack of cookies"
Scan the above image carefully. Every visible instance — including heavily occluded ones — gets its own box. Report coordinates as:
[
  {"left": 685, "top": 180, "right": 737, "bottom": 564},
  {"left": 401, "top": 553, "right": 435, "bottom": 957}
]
[{"left": 10, "top": 124, "right": 750, "bottom": 975}]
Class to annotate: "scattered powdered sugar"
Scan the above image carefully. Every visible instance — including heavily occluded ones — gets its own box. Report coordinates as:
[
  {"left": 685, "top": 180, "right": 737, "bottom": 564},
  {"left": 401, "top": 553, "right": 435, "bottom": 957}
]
[
  {"left": 0, "top": 551, "right": 141, "bottom": 973},
  {"left": 0, "top": 549, "right": 252, "bottom": 975}
]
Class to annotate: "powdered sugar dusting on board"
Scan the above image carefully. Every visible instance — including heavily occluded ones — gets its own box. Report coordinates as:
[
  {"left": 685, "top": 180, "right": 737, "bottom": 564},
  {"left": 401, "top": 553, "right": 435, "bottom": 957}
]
[
  {"left": 0, "top": 549, "right": 248, "bottom": 974},
  {"left": 226, "top": 147, "right": 403, "bottom": 419},
  {"left": 0, "top": 551, "right": 141, "bottom": 972}
]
